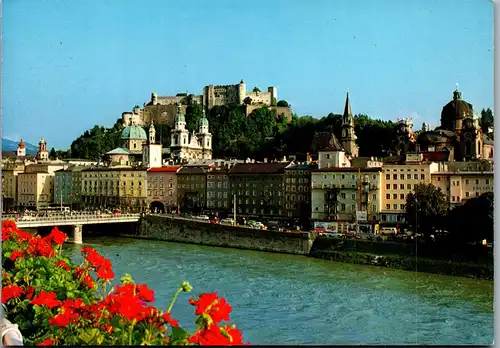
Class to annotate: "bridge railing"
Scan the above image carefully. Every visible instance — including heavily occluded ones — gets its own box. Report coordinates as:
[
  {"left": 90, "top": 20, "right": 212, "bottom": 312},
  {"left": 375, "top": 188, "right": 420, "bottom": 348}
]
[{"left": 3, "top": 214, "right": 141, "bottom": 223}]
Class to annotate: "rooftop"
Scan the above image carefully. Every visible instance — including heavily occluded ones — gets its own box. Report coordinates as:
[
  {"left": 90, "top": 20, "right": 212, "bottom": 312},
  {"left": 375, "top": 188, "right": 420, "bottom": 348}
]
[
  {"left": 313, "top": 167, "right": 382, "bottom": 173},
  {"left": 147, "top": 166, "right": 181, "bottom": 173},
  {"left": 229, "top": 162, "right": 291, "bottom": 175}
]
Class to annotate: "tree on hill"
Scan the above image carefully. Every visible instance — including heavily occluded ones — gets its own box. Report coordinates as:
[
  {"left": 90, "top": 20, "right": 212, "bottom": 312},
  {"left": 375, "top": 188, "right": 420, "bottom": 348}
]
[
  {"left": 480, "top": 108, "right": 493, "bottom": 134},
  {"left": 186, "top": 103, "right": 204, "bottom": 134},
  {"left": 243, "top": 97, "right": 252, "bottom": 105},
  {"left": 49, "top": 147, "right": 57, "bottom": 159},
  {"left": 276, "top": 100, "right": 289, "bottom": 107},
  {"left": 405, "top": 183, "right": 448, "bottom": 237},
  {"left": 252, "top": 87, "right": 261, "bottom": 93},
  {"left": 448, "top": 192, "right": 493, "bottom": 243}
]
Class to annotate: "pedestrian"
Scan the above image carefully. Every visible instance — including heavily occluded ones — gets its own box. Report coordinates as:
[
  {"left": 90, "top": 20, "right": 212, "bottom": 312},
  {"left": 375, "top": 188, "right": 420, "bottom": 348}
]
[{"left": 1, "top": 305, "right": 23, "bottom": 346}]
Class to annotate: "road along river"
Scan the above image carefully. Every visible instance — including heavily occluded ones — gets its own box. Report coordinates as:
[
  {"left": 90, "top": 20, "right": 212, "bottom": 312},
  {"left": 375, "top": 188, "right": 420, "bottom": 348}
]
[{"left": 64, "top": 236, "right": 493, "bottom": 345}]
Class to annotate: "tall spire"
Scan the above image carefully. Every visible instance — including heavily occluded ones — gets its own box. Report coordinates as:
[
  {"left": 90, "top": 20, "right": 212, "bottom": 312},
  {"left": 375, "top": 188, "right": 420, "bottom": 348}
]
[{"left": 343, "top": 89, "right": 352, "bottom": 119}]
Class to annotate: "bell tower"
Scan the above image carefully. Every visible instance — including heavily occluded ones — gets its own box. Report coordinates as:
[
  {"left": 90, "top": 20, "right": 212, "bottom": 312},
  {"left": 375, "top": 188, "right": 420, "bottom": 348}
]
[{"left": 340, "top": 90, "right": 359, "bottom": 158}]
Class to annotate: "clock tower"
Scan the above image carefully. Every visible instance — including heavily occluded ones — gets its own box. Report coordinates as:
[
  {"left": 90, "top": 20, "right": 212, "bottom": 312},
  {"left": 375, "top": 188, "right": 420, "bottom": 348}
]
[
  {"left": 340, "top": 90, "right": 359, "bottom": 158},
  {"left": 460, "top": 116, "right": 481, "bottom": 161}
]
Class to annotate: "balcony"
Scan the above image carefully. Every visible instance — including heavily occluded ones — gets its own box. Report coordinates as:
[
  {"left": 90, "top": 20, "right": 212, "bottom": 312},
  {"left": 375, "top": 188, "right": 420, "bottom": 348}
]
[{"left": 311, "top": 183, "right": 339, "bottom": 190}]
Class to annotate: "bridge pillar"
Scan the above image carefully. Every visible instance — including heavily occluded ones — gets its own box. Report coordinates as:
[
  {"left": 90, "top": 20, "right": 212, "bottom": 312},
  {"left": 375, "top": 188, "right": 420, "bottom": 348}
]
[{"left": 70, "top": 225, "right": 83, "bottom": 244}]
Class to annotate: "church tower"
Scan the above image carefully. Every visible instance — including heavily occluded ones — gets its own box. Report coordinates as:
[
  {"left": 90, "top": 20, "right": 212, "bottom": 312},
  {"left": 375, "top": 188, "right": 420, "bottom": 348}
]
[
  {"left": 170, "top": 104, "right": 190, "bottom": 162},
  {"left": 17, "top": 139, "right": 26, "bottom": 157},
  {"left": 197, "top": 109, "right": 212, "bottom": 160},
  {"left": 36, "top": 137, "right": 49, "bottom": 161},
  {"left": 142, "top": 120, "right": 163, "bottom": 168},
  {"left": 340, "top": 90, "right": 359, "bottom": 158}
]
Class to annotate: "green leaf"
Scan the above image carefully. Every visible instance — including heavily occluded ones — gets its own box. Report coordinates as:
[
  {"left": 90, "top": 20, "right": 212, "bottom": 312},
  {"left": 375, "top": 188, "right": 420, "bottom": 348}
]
[
  {"left": 78, "top": 328, "right": 99, "bottom": 345},
  {"left": 171, "top": 326, "right": 190, "bottom": 340}
]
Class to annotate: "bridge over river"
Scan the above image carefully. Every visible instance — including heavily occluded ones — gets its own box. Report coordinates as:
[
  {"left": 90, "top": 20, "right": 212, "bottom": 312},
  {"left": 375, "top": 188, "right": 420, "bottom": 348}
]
[{"left": 2, "top": 214, "right": 141, "bottom": 244}]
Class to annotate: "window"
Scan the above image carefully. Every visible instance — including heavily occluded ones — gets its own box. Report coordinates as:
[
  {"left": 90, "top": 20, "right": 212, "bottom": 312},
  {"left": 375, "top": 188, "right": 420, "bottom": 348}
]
[
  {"left": 475, "top": 179, "right": 479, "bottom": 185},
  {"left": 407, "top": 184, "right": 411, "bottom": 189},
  {"left": 400, "top": 184, "right": 404, "bottom": 189},
  {"left": 393, "top": 184, "right": 397, "bottom": 189},
  {"left": 476, "top": 192, "right": 479, "bottom": 197},
  {"left": 414, "top": 174, "right": 418, "bottom": 179},
  {"left": 385, "top": 204, "right": 390, "bottom": 210},
  {"left": 400, "top": 174, "right": 404, "bottom": 180},
  {"left": 400, "top": 204, "right": 405, "bottom": 210},
  {"left": 326, "top": 154, "right": 330, "bottom": 159},
  {"left": 351, "top": 193, "right": 356, "bottom": 200},
  {"left": 386, "top": 184, "right": 390, "bottom": 189},
  {"left": 393, "top": 194, "right": 397, "bottom": 199},
  {"left": 400, "top": 194, "right": 405, "bottom": 200},
  {"left": 386, "top": 174, "right": 390, "bottom": 180},
  {"left": 351, "top": 205, "right": 355, "bottom": 211},
  {"left": 421, "top": 174, "right": 425, "bottom": 180},
  {"left": 465, "top": 179, "right": 469, "bottom": 185},
  {"left": 452, "top": 196, "right": 455, "bottom": 202},
  {"left": 465, "top": 192, "right": 470, "bottom": 197},
  {"left": 393, "top": 204, "right": 397, "bottom": 210},
  {"left": 386, "top": 194, "right": 390, "bottom": 199},
  {"left": 486, "top": 179, "right": 490, "bottom": 185},
  {"left": 393, "top": 174, "right": 397, "bottom": 180},
  {"left": 341, "top": 204, "right": 346, "bottom": 211},
  {"left": 407, "top": 174, "right": 411, "bottom": 179}
]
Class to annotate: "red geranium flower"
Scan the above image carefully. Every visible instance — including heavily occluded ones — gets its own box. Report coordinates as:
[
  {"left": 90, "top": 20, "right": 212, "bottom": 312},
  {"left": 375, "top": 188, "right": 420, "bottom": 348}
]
[
  {"left": 45, "top": 227, "right": 68, "bottom": 245},
  {"left": 2, "top": 284, "right": 24, "bottom": 303},
  {"left": 96, "top": 265, "right": 114, "bottom": 281},
  {"left": 9, "top": 250, "right": 24, "bottom": 261},
  {"left": 55, "top": 260, "right": 71, "bottom": 272},
  {"left": 162, "top": 312, "right": 179, "bottom": 328},
  {"left": 49, "top": 313, "right": 70, "bottom": 327},
  {"left": 37, "top": 339, "right": 55, "bottom": 346},
  {"left": 190, "top": 292, "right": 232, "bottom": 324},
  {"left": 26, "top": 285, "right": 35, "bottom": 300},
  {"left": 31, "top": 291, "right": 60, "bottom": 308},
  {"left": 188, "top": 324, "right": 233, "bottom": 346},
  {"left": 136, "top": 284, "right": 155, "bottom": 302}
]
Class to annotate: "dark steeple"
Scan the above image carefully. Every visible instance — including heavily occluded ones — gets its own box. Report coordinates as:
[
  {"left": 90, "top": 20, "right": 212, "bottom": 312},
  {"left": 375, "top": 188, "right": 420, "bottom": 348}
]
[{"left": 343, "top": 89, "right": 352, "bottom": 119}]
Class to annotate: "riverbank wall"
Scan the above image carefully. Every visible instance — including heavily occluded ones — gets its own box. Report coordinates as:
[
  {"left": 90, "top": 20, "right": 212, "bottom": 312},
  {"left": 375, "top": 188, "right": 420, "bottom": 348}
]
[
  {"left": 131, "top": 215, "right": 315, "bottom": 255},
  {"left": 309, "top": 237, "right": 494, "bottom": 280}
]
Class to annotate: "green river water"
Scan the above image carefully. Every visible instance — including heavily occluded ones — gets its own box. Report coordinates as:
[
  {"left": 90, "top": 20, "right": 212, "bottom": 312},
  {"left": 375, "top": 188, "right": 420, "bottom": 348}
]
[{"left": 64, "top": 236, "right": 494, "bottom": 345}]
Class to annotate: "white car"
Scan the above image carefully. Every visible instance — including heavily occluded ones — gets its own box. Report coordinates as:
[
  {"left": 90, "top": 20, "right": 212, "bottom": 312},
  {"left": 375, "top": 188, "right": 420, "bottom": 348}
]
[
  {"left": 196, "top": 215, "right": 210, "bottom": 220},
  {"left": 220, "top": 218, "right": 235, "bottom": 225}
]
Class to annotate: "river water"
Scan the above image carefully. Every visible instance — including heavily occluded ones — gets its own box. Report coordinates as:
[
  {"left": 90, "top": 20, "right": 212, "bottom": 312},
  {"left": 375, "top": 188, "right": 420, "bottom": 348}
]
[{"left": 64, "top": 236, "right": 494, "bottom": 345}]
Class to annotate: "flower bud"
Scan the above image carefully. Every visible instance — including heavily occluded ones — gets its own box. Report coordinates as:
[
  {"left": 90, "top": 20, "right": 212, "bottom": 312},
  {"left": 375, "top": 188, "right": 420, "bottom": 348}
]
[{"left": 181, "top": 281, "right": 192, "bottom": 293}]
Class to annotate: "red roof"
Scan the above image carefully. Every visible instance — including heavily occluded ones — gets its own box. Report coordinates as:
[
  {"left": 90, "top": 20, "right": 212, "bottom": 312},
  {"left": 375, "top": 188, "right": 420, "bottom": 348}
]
[
  {"left": 147, "top": 166, "right": 181, "bottom": 173},
  {"left": 314, "top": 167, "right": 382, "bottom": 172},
  {"left": 422, "top": 152, "right": 449, "bottom": 162}
]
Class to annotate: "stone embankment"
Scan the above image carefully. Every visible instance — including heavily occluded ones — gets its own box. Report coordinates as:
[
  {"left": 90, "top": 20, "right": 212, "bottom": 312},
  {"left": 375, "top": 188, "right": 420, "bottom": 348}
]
[
  {"left": 309, "top": 237, "right": 494, "bottom": 280},
  {"left": 124, "top": 215, "right": 493, "bottom": 280},
  {"left": 131, "top": 215, "right": 315, "bottom": 255}
]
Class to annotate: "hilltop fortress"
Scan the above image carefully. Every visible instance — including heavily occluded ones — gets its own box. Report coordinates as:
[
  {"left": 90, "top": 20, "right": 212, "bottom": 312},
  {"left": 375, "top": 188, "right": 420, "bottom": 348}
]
[{"left": 121, "top": 80, "right": 291, "bottom": 127}]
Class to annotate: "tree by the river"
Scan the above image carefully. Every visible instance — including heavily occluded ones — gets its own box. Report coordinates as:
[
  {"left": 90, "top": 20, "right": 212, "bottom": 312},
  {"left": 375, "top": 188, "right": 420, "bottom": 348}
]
[{"left": 405, "top": 183, "right": 448, "bottom": 237}]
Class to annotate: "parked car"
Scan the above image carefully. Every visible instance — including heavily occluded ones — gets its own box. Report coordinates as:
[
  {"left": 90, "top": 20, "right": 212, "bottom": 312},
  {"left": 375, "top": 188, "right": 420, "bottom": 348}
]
[
  {"left": 196, "top": 215, "right": 210, "bottom": 220},
  {"left": 220, "top": 218, "right": 235, "bottom": 225}
]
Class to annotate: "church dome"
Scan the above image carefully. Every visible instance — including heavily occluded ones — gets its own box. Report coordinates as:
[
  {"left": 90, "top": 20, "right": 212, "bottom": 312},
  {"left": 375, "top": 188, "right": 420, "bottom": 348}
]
[
  {"left": 121, "top": 125, "right": 147, "bottom": 140},
  {"left": 440, "top": 87, "right": 473, "bottom": 131},
  {"left": 175, "top": 113, "right": 185, "bottom": 122},
  {"left": 199, "top": 117, "right": 209, "bottom": 127}
]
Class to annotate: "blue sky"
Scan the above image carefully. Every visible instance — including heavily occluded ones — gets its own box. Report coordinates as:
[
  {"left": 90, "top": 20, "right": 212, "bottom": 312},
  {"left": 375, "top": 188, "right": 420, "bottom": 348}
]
[{"left": 2, "top": 0, "right": 494, "bottom": 150}]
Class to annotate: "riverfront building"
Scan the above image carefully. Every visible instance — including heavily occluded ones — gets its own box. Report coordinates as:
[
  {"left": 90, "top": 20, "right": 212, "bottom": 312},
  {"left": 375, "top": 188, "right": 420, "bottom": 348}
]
[
  {"left": 206, "top": 166, "right": 230, "bottom": 215},
  {"left": 176, "top": 166, "right": 208, "bottom": 213},
  {"left": 284, "top": 162, "right": 316, "bottom": 227},
  {"left": 228, "top": 162, "right": 289, "bottom": 221},
  {"left": 80, "top": 167, "right": 147, "bottom": 211},
  {"left": 146, "top": 166, "right": 181, "bottom": 213}
]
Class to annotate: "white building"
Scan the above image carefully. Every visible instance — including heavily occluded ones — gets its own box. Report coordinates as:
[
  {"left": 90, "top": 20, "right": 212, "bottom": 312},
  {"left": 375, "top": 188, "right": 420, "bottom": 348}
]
[{"left": 169, "top": 105, "right": 212, "bottom": 162}]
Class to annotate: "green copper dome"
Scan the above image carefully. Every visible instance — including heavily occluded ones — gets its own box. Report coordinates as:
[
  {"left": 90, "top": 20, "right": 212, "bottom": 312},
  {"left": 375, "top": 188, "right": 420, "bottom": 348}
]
[
  {"left": 121, "top": 125, "right": 148, "bottom": 140},
  {"left": 175, "top": 113, "right": 185, "bottom": 122},
  {"left": 199, "top": 117, "right": 209, "bottom": 127}
]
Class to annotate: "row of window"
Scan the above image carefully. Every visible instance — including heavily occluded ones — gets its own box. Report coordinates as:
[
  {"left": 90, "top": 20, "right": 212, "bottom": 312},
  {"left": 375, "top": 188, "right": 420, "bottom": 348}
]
[
  {"left": 386, "top": 173, "right": 426, "bottom": 180},
  {"left": 82, "top": 173, "right": 143, "bottom": 178},
  {"left": 285, "top": 185, "right": 309, "bottom": 192},
  {"left": 207, "top": 191, "right": 229, "bottom": 199},
  {"left": 386, "top": 183, "right": 418, "bottom": 190},
  {"left": 386, "top": 193, "right": 408, "bottom": 200},
  {"left": 451, "top": 179, "right": 490, "bottom": 186},
  {"left": 285, "top": 178, "right": 309, "bottom": 184}
]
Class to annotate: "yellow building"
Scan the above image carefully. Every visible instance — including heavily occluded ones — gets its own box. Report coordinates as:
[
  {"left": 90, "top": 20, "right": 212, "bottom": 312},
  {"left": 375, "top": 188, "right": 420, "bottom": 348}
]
[
  {"left": 81, "top": 167, "right": 147, "bottom": 211},
  {"left": 16, "top": 163, "right": 66, "bottom": 210},
  {"left": 2, "top": 169, "right": 24, "bottom": 210},
  {"left": 17, "top": 172, "right": 54, "bottom": 209},
  {"left": 380, "top": 155, "right": 444, "bottom": 224},
  {"left": 431, "top": 170, "right": 494, "bottom": 206}
]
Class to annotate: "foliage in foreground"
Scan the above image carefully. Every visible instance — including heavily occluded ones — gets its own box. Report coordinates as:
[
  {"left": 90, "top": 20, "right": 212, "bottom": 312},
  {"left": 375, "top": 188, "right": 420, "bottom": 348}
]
[{"left": 1, "top": 220, "right": 248, "bottom": 346}]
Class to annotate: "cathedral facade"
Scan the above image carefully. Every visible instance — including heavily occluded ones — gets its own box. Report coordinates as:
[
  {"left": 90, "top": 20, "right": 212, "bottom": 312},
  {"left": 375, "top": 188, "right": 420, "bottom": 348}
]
[
  {"left": 398, "top": 86, "right": 494, "bottom": 162},
  {"left": 169, "top": 106, "right": 212, "bottom": 162}
]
